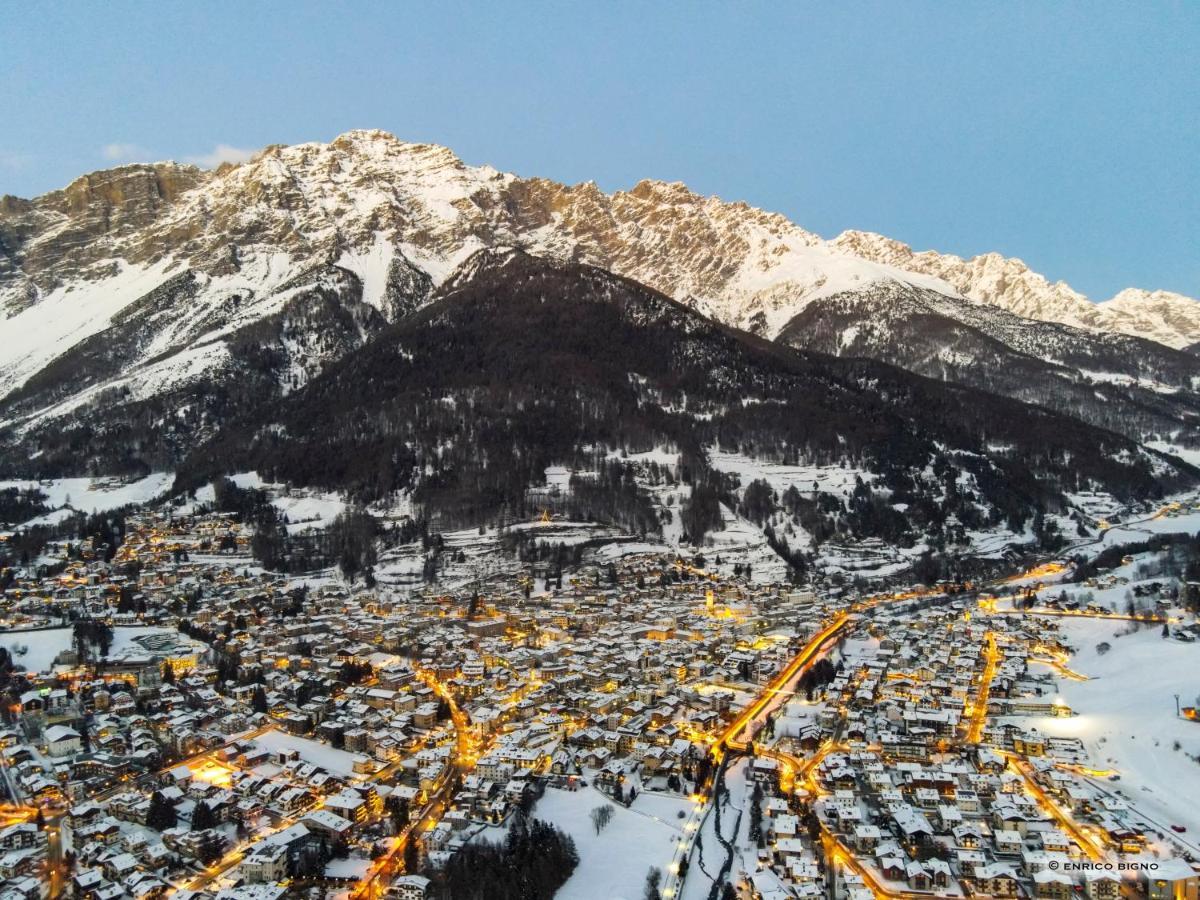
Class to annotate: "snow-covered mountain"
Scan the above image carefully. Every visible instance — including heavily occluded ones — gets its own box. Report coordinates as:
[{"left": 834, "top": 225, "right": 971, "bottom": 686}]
[
  {"left": 775, "top": 281, "right": 1200, "bottom": 444},
  {"left": 4, "top": 130, "right": 1199, "bottom": 405},
  {"left": 832, "top": 231, "right": 1200, "bottom": 348},
  {"left": 2, "top": 127, "right": 1200, "bottom": 486}
]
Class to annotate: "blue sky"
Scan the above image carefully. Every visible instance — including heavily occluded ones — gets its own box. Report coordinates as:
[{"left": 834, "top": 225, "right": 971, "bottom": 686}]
[{"left": 3, "top": 2, "right": 1197, "bottom": 300}]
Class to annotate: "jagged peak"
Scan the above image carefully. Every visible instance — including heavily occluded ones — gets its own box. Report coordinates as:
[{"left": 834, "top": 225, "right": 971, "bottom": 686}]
[
  {"left": 1104, "top": 287, "right": 1197, "bottom": 307},
  {"left": 622, "top": 178, "right": 757, "bottom": 213},
  {"left": 4, "top": 128, "right": 1198, "bottom": 356},
  {"left": 627, "top": 178, "right": 696, "bottom": 201},
  {"left": 833, "top": 230, "right": 915, "bottom": 258},
  {"left": 325, "top": 129, "right": 464, "bottom": 165},
  {"left": 331, "top": 128, "right": 403, "bottom": 144}
]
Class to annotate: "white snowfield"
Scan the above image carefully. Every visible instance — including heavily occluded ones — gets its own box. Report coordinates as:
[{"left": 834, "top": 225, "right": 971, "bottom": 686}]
[
  {"left": 0, "top": 628, "right": 71, "bottom": 671},
  {"left": 249, "top": 730, "right": 368, "bottom": 779},
  {"left": 707, "top": 451, "right": 873, "bottom": 501},
  {"left": 0, "top": 472, "right": 173, "bottom": 518},
  {"left": 511, "top": 783, "right": 692, "bottom": 900},
  {"left": 1030, "top": 617, "right": 1200, "bottom": 844},
  {"left": 0, "top": 625, "right": 186, "bottom": 673},
  {"left": 270, "top": 490, "right": 347, "bottom": 533},
  {"left": 0, "top": 259, "right": 175, "bottom": 397}
]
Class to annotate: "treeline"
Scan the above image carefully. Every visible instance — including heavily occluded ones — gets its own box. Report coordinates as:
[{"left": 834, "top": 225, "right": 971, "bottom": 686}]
[
  {"left": 0, "top": 487, "right": 50, "bottom": 524},
  {"left": 777, "top": 283, "right": 1200, "bottom": 449},
  {"left": 1069, "top": 533, "right": 1197, "bottom": 583},
  {"left": 1067, "top": 533, "right": 1200, "bottom": 613},
  {"left": 73, "top": 619, "right": 114, "bottom": 663},
  {"left": 0, "top": 503, "right": 131, "bottom": 582},
  {"left": 797, "top": 657, "right": 841, "bottom": 700},
  {"left": 0, "top": 268, "right": 393, "bottom": 480},
  {"left": 425, "top": 813, "right": 578, "bottom": 900},
  {"left": 678, "top": 448, "right": 738, "bottom": 544},
  {"left": 211, "top": 476, "right": 426, "bottom": 577},
  {"left": 565, "top": 460, "right": 659, "bottom": 537},
  {"left": 251, "top": 505, "right": 383, "bottom": 579}
]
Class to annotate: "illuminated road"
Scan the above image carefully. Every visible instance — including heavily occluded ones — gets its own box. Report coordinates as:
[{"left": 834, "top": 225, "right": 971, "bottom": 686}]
[
  {"left": 1003, "top": 752, "right": 1105, "bottom": 860},
  {"left": 350, "top": 666, "right": 483, "bottom": 900},
  {"left": 822, "top": 831, "right": 944, "bottom": 900},
  {"left": 965, "top": 631, "right": 998, "bottom": 744},
  {"left": 757, "top": 741, "right": 839, "bottom": 796},
  {"left": 719, "top": 613, "right": 850, "bottom": 754},
  {"left": 1028, "top": 656, "right": 1089, "bottom": 682},
  {"left": 659, "top": 791, "right": 708, "bottom": 899},
  {"left": 675, "top": 550, "right": 1124, "bottom": 896}
]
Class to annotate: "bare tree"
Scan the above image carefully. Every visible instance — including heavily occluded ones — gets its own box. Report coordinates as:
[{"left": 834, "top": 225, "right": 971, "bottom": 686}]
[{"left": 590, "top": 804, "right": 614, "bottom": 834}]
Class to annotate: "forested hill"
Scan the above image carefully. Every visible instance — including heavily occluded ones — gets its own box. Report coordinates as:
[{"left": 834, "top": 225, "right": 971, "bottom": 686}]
[{"left": 175, "top": 249, "right": 1191, "bottom": 536}]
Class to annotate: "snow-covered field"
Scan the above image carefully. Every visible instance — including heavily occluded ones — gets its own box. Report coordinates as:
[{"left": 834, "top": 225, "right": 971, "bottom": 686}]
[
  {"left": 526, "top": 784, "right": 691, "bottom": 900},
  {"left": 1147, "top": 442, "right": 1200, "bottom": 470},
  {"left": 698, "top": 506, "right": 790, "bottom": 584},
  {"left": 1028, "top": 617, "right": 1200, "bottom": 843},
  {"left": 0, "top": 627, "right": 72, "bottom": 671},
  {"left": 375, "top": 519, "right": 638, "bottom": 591},
  {"left": 708, "top": 450, "right": 872, "bottom": 501},
  {"left": 250, "top": 730, "right": 369, "bottom": 779},
  {"left": 0, "top": 624, "right": 188, "bottom": 672},
  {"left": 0, "top": 259, "right": 178, "bottom": 399},
  {"left": 1098, "top": 508, "right": 1200, "bottom": 547},
  {"left": 0, "top": 472, "right": 174, "bottom": 522},
  {"left": 271, "top": 490, "right": 347, "bottom": 533}
]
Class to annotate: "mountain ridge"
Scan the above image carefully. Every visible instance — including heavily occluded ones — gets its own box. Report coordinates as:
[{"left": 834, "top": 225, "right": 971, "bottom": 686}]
[{"left": 3, "top": 129, "right": 1197, "bottom": 371}]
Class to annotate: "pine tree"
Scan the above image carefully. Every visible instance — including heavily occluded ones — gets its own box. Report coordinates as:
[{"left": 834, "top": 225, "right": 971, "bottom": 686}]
[
  {"left": 643, "top": 867, "right": 663, "bottom": 900},
  {"left": 146, "top": 791, "right": 177, "bottom": 831},
  {"left": 197, "top": 830, "right": 224, "bottom": 865},
  {"left": 191, "top": 800, "right": 215, "bottom": 831},
  {"left": 403, "top": 835, "right": 421, "bottom": 874}
]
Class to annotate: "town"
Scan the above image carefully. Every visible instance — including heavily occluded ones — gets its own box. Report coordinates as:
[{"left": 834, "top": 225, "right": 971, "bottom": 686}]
[{"left": 0, "top": 497, "right": 1199, "bottom": 900}]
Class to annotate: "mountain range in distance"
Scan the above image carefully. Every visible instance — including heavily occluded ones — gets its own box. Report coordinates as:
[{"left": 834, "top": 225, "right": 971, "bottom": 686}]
[{"left": 2, "top": 129, "right": 1198, "bottom": 564}]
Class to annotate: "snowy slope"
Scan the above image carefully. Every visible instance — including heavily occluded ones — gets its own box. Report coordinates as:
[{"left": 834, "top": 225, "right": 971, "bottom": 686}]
[{"left": 1030, "top": 617, "right": 1200, "bottom": 840}]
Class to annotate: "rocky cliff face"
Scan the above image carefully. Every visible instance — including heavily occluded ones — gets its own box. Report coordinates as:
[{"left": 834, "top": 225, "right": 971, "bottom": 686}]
[
  {"left": 1097, "top": 289, "right": 1200, "bottom": 348},
  {"left": 0, "top": 162, "right": 204, "bottom": 302}
]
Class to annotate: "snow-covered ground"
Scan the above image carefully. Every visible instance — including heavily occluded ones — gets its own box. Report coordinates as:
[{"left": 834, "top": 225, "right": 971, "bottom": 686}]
[
  {"left": 1027, "top": 617, "right": 1200, "bottom": 843},
  {"left": 0, "top": 624, "right": 193, "bottom": 672},
  {"left": 0, "top": 259, "right": 178, "bottom": 400},
  {"left": 708, "top": 450, "right": 873, "bottom": 501},
  {"left": 680, "top": 759, "right": 751, "bottom": 900},
  {"left": 250, "top": 730, "right": 369, "bottom": 779},
  {"left": 523, "top": 784, "right": 691, "bottom": 900},
  {"left": 375, "top": 519, "right": 638, "bottom": 591},
  {"left": 0, "top": 627, "right": 72, "bottom": 671},
  {"left": 1146, "top": 442, "right": 1200, "bottom": 470},
  {"left": 697, "top": 505, "right": 790, "bottom": 584},
  {"left": 1098, "top": 508, "right": 1200, "bottom": 548},
  {"left": 0, "top": 472, "right": 174, "bottom": 522},
  {"left": 271, "top": 490, "right": 347, "bottom": 533}
]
